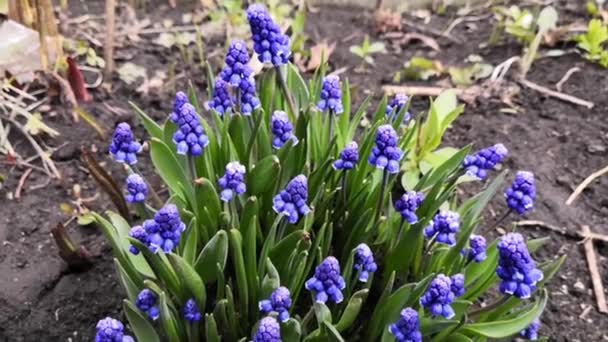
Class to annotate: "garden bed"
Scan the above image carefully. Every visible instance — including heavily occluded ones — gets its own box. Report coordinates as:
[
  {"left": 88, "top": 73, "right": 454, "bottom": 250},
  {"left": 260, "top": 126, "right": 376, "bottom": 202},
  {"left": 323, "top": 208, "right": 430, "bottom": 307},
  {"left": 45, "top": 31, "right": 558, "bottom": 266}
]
[{"left": 1, "top": 1, "right": 607, "bottom": 340}]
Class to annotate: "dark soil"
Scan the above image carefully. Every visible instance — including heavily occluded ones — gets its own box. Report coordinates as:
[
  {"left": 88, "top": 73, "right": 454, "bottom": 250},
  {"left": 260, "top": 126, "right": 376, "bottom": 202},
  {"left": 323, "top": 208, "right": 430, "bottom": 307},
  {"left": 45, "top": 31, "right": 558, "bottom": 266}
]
[{"left": 1, "top": 1, "right": 607, "bottom": 341}]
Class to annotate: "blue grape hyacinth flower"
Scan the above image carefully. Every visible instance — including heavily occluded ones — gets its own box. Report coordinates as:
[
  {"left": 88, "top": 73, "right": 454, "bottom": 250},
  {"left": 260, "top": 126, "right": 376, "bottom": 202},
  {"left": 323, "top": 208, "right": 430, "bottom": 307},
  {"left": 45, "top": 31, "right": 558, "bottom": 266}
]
[
  {"left": 218, "top": 161, "right": 246, "bottom": 202},
  {"left": 353, "top": 243, "right": 378, "bottom": 282},
  {"left": 420, "top": 274, "right": 458, "bottom": 319},
  {"left": 259, "top": 286, "right": 292, "bottom": 322},
  {"left": 463, "top": 143, "right": 508, "bottom": 180},
  {"left": 145, "top": 204, "right": 186, "bottom": 253},
  {"left": 207, "top": 79, "right": 234, "bottom": 116},
  {"left": 128, "top": 225, "right": 148, "bottom": 255},
  {"left": 497, "top": 233, "right": 543, "bottom": 299},
  {"left": 520, "top": 319, "right": 541, "bottom": 340},
  {"left": 247, "top": 4, "right": 291, "bottom": 66},
  {"left": 136, "top": 289, "right": 160, "bottom": 321},
  {"left": 173, "top": 103, "right": 209, "bottom": 156},
  {"left": 464, "top": 234, "right": 487, "bottom": 263},
  {"left": 305, "top": 256, "right": 346, "bottom": 304},
  {"left": 125, "top": 174, "right": 147, "bottom": 204},
  {"left": 183, "top": 298, "right": 202, "bottom": 323},
  {"left": 505, "top": 171, "right": 536, "bottom": 215},
  {"left": 220, "top": 40, "right": 254, "bottom": 87},
  {"left": 109, "top": 123, "right": 141, "bottom": 165},
  {"left": 271, "top": 110, "right": 298, "bottom": 149},
  {"left": 333, "top": 141, "right": 359, "bottom": 170},
  {"left": 450, "top": 273, "right": 465, "bottom": 297},
  {"left": 253, "top": 316, "right": 281, "bottom": 342},
  {"left": 394, "top": 191, "right": 425, "bottom": 224},
  {"left": 272, "top": 175, "right": 310, "bottom": 224},
  {"left": 386, "top": 94, "right": 411, "bottom": 123},
  {"left": 317, "top": 75, "right": 344, "bottom": 115},
  {"left": 388, "top": 308, "right": 422, "bottom": 342},
  {"left": 238, "top": 77, "right": 261, "bottom": 115},
  {"left": 95, "top": 317, "right": 134, "bottom": 342},
  {"left": 424, "top": 211, "right": 461, "bottom": 246},
  {"left": 170, "top": 91, "right": 190, "bottom": 123},
  {"left": 368, "top": 124, "right": 404, "bottom": 174}
]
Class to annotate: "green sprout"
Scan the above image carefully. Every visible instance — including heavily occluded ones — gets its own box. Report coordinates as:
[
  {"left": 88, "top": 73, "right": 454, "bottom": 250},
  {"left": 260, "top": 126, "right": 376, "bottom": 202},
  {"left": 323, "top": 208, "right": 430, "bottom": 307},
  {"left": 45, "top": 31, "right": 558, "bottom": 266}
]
[
  {"left": 349, "top": 35, "right": 386, "bottom": 66},
  {"left": 576, "top": 19, "right": 608, "bottom": 67}
]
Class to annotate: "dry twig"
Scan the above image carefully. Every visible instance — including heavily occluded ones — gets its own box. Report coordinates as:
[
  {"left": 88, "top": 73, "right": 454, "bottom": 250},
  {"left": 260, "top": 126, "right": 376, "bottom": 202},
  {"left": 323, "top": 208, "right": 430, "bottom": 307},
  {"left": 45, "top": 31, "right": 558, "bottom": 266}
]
[
  {"left": 402, "top": 19, "right": 463, "bottom": 44},
  {"left": 581, "top": 225, "right": 608, "bottom": 314},
  {"left": 15, "top": 168, "right": 33, "bottom": 199},
  {"left": 104, "top": 0, "right": 117, "bottom": 80},
  {"left": 555, "top": 67, "right": 580, "bottom": 92},
  {"left": 565, "top": 165, "right": 608, "bottom": 206},
  {"left": 515, "top": 220, "right": 608, "bottom": 243},
  {"left": 519, "top": 79, "right": 594, "bottom": 109}
]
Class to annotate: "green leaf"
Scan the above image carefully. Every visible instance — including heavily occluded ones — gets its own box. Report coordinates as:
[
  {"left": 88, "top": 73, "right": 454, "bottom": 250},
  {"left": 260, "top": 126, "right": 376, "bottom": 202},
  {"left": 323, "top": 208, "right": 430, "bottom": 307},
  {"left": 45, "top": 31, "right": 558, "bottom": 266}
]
[
  {"left": 205, "top": 314, "right": 220, "bottom": 342},
  {"left": 123, "top": 300, "right": 161, "bottom": 342},
  {"left": 114, "top": 259, "right": 141, "bottom": 302},
  {"left": 270, "top": 229, "right": 307, "bottom": 278},
  {"left": 282, "top": 319, "right": 302, "bottom": 342},
  {"left": 150, "top": 138, "right": 189, "bottom": 197},
  {"left": 130, "top": 101, "right": 163, "bottom": 140},
  {"left": 461, "top": 290, "right": 548, "bottom": 338},
  {"left": 248, "top": 155, "right": 281, "bottom": 195},
  {"left": 107, "top": 211, "right": 154, "bottom": 278},
  {"left": 261, "top": 258, "right": 281, "bottom": 298},
  {"left": 443, "top": 333, "right": 473, "bottom": 342},
  {"left": 335, "top": 289, "right": 368, "bottom": 332},
  {"left": 322, "top": 321, "right": 345, "bottom": 342},
  {"left": 536, "top": 6, "right": 558, "bottom": 32},
  {"left": 194, "top": 230, "right": 228, "bottom": 284},
  {"left": 314, "top": 302, "right": 332, "bottom": 324},
  {"left": 158, "top": 292, "right": 182, "bottom": 342},
  {"left": 168, "top": 254, "right": 206, "bottom": 309},
  {"left": 229, "top": 229, "right": 249, "bottom": 317}
]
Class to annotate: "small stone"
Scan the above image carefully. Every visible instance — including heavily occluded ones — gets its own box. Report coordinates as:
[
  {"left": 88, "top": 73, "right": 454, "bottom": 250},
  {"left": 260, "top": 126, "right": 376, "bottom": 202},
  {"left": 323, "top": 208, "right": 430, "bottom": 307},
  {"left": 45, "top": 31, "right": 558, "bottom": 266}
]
[
  {"left": 574, "top": 281, "right": 585, "bottom": 291},
  {"left": 587, "top": 143, "right": 606, "bottom": 154},
  {"left": 496, "top": 227, "right": 506, "bottom": 235}
]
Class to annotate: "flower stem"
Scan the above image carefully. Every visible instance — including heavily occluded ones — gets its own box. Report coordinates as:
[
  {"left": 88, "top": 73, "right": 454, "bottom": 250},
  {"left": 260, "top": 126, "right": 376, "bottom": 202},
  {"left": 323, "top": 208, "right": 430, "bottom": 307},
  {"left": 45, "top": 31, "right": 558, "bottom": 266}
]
[
  {"left": 187, "top": 156, "right": 197, "bottom": 181},
  {"left": 235, "top": 87, "right": 241, "bottom": 114},
  {"left": 373, "top": 170, "right": 389, "bottom": 224},
  {"left": 340, "top": 170, "right": 347, "bottom": 205},
  {"left": 275, "top": 65, "right": 298, "bottom": 118},
  {"left": 394, "top": 219, "right": 406, "bottom": 249},
  {"left": 328, "top": 109, "right": 334, "bottom": 146},
  {"left": 277, "top": 217, "right": 288, "bottom": 241}
]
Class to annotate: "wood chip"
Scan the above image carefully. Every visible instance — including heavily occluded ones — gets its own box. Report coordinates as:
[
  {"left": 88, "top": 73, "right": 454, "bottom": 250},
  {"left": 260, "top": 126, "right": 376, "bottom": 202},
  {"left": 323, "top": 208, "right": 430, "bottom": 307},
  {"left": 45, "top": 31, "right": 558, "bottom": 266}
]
[
  {"left": 581, "top": 225, "right": 608, "bottom": 314},
  {"left": 515, "top": 220, "right": 608, "bottom": 243},
  {"left": 566, "top": 165, "right": 608, "bottom": 206}
]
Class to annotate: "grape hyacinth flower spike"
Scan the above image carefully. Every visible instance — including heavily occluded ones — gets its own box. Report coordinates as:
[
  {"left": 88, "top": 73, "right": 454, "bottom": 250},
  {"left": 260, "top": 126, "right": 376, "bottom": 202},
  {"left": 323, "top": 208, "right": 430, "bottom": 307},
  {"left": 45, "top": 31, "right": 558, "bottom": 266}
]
[
  {"left": 220, "top": 40, "right": 254, "bottom": 86},
  {"left": 388, "top": 308, "right": 422, "bottom": 342},
  {"left": 253, "top": 316, "right": 281, "bottom": 342},
  {"left": 353, "top": 243, "right": 378, "bottom": 282},
  {"left": 333, "top": 141, "right": 359, "bottom": 170},
  {"left": 394, "top": 191, "right": 424, "bottom": 224},
  {"left": 464, "top": 234, "right": 487, "bottom": 263},
  {"left": 145, "top": 204, "right": 186, "bottom": 253},
  {"left": 183, "top": 298, "right": 202, "bottom": 323},
  {"left": 125, "top": 174, "right": 148, "bottom": 204},
  {"left": 238, "top": 76, "right": 261, "bottom": 115},
  {"left": 505, "top": 171, "right": 536, "bottom": 215},
  {"left": 259, "top": 286, "right": 292, "bottom": 322},
  {"left": 246, "top": 4, "right": 291, "bottom": 66},
  {"left": 305, "top": 256, "right": 346, "bottom": 304},
  {"left": 463, "top": 143, "right": 508, "bottom": 180},
  {"left": 497, "top": 233, "right": 543, "bottom": 299},
  {"left": 95, "top": 317, "right": 134, "bottom": 342},
  {"left": 450, "top": 273, "right": 465, "bottom": 297},
  {"left": 420, "top": 274, "right": 458, "bottom": 319},
  {"left": 170, "top": 91, "right": 189, "bottom": 122},
  {"left": 424, "top": 210, "right": 461, "bottom": 246},
  {"left": 368, "top": 124, "right": 404, "bottom": 174},
  {"left": 128, "top": 225, "right": 148, "bottom": 255},
  {"left": 386, "top": 93, "right": 411, "bottom": 123},
  {"left": 109, "top": 123, "right": 141, "bottom": 165},
  {"left": 173, "top": 103, "right": 209, "bottom": 156},
  {"left": 317, "top": 75, "right": 344, "bottom": 115},
  {"left": 271, "top": 111, "right": 298, "bottom": 149},
  {"left": 218, "top": 161, "right": 246, "bottom": 202},
  {"left": 520, "top": 319, "right": 541, "bottom": 340},
  {"left": 136, "top": 289, "right": 160, "bottom": 320},
  {"left": 207, "top": 79, "right": 234, "bottom": 116},
  {"left": 272, "top": 175, "right": 310, "bottom": 224}
]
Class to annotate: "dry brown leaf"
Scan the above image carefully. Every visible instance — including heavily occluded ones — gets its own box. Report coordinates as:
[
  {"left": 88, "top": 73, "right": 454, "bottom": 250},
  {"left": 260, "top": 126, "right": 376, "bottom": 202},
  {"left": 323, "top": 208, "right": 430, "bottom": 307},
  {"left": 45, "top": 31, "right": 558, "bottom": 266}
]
[
  {"left": 374, "top": 9, "right": 402, "bottom": 34},
  {"left": 306, "top": 40, "right": 336, "bottom": 71}
]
